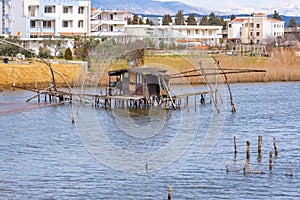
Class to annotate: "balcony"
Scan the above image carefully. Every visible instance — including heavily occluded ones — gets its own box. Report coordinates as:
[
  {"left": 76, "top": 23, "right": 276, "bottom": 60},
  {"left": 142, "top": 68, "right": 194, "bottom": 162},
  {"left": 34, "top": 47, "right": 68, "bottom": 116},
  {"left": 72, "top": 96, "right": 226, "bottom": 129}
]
[{"left": 5, "top": 28, "right": 11, "bottom": 33}]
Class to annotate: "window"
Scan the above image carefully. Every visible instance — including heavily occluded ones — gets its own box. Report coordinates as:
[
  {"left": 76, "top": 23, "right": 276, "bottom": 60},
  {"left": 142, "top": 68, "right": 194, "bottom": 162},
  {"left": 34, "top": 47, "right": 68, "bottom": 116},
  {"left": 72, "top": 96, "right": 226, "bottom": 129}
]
[
  {"left": 256, "top": 32, "right": 260, "bottom": 36},
  {"left": 62, "top": 20, "right": 73, "bottom": 28},
  {"left": 229, "top": 24, "right": 232, "bottom": 28},
  {"left": 257, "top": 40, "right": 260, "bottom": 43},
  {"left": 256, "top": 24, "right": 260, "bottom": 28},
  {"left": 44, "top": 6, "right": 55, "bottom": 13},
  {"left": 43, "top": 21, "right": 52, "bottom": 28},
  {"left": 195, "top": 30, "right": 198, "bottom": 34},
  {"left": 30, "top": 21, "right": 36, "bottom": 28},
  {"left": 209, "top": 30, "right": 212, "bottom": 36},
  {"left": 78, "top": 7, "right": 84, "bottom": 14},
  {"left": 110, "top": 26, "right": 113, "bottom": 31},
  {"left": 78, "top": 20, "right": 84, "bottom": 28},
  {"left": 136, "top": 74, "right": 143, "bottom": 84},
  {"left": 28, "top": 6, "right": 38, "bottom": 17},
  {"left": 110, "top": 14, "right": 113, "bottom": 20},
  {"left": 63, "top": 6, "right": 73, "bottom": 14},
  {"left": 187, "top": 30, "right": 191, "bottom": 35},
  {"left": 250, "top": 32, "right": 253, "bottom": 36}
]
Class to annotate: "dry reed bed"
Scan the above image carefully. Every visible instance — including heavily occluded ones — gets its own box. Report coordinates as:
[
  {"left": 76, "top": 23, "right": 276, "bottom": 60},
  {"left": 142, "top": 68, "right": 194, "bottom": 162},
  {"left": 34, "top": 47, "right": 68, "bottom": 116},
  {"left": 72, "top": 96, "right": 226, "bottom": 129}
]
[
  {"left": 0, "top": 48, "right": 299, "bottom": 88},
  {"left": 0, "top": 62, "right": 82, "bottom": 88}
]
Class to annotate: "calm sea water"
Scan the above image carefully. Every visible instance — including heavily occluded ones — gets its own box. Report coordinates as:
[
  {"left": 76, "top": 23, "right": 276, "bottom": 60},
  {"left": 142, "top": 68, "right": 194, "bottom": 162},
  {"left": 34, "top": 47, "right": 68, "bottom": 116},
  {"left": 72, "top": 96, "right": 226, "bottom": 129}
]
[{"left": 0, "top": 82, "right": 299, "bottom": 199}]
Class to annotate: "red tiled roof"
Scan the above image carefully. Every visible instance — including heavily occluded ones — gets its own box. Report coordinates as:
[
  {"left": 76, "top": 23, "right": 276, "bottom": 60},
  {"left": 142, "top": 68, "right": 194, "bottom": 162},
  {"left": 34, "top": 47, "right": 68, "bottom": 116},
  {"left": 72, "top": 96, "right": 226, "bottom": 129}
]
[{"left": 232, "top": 18, "right": 248, "bottom": 22}]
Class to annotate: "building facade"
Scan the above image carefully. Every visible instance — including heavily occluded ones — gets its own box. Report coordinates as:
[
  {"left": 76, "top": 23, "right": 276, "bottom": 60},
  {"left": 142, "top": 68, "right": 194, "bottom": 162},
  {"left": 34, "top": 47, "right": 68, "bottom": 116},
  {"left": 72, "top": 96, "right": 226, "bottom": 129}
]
[
  {"left": 90, "top": 8, "right": 132, "bottom": 37},
  {"left": 125, "top": 24, "right": 223, "bottom": 48},
  {"left": 227, "top": 13, "right": 285, "bottom": 44},
  {"left": 1, "top": 0, "right": 91, "bottom": 38}
]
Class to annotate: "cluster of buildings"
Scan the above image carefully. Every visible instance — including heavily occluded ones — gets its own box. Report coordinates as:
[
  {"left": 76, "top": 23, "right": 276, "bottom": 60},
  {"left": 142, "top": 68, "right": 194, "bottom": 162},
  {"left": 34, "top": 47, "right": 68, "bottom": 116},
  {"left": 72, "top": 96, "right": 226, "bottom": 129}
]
[{"left": 0, "top": 0, "right": 286, "bottom": 52}]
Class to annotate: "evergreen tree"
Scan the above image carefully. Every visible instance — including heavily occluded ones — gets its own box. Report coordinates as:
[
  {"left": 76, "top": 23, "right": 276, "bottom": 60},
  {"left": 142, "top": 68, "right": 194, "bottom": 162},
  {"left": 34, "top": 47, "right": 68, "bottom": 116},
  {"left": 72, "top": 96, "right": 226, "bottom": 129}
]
[
  {"left": 199, "top": 16, "right": 209, "bottom": 25},
  {"left": 273, "top": 10, "right": 281, "bottom": 20},
  {"left": 288, "top": 17, "right": 297, "bottom": 28},
  {"left": 145, "top": 18, "right": 154, "bottom": 25},
  {"left": 219, "top": 16, "right": 226, "bottom": 28},
  {"left": 127, "top": 18, "right": 132, "bottom": 25},
  {"left": 230, "top": 14, "right": 236, "bottom": 21},
  {"left": 187, "top": 13, "right": 197, "bottom": 25},
  {"left": 162, "top": 14, "right": 173, "bottom": 25},
  {"left": 208, "top": 12, "right": 218, "bottom": 25},
  {"left": 132, "top": 14, "right": 139, "bottom": 25},
  {"left": 175, "top": 10, "right": 185, "bottom": 25},
  {"left": 64, "top": 47, "right": 73, "bottom": 60},
  {"left": 138, "top": 18, "right": 144, "bottom": 25}
]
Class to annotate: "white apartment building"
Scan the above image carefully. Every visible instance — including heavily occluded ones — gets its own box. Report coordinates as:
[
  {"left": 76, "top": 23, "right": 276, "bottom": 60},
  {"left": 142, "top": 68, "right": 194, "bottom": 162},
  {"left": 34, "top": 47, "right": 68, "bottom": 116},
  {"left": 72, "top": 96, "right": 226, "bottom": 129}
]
[
  {"left": 90, "top": 8, "right": 132, "bottom": 37},
  {"left": 227, "top": 13, "right": 285, "bottom": 44},
  {"left": 1, "top": 0, "right": 91, "bottom": 38},
  {"left": 125, "top": 24, "right": 223, "bottom": 47}
]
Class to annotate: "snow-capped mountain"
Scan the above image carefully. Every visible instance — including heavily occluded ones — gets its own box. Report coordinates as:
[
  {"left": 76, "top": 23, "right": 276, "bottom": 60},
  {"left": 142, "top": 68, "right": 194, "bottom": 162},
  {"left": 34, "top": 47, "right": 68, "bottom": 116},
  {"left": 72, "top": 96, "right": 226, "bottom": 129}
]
[
  {"left": 224, "top": 4, "right": 300, "bottom": 16},
  {"left": 91, "top": 0, "right": 300, "bottom": 16},
  {"left": 91, "top": 0, "right": 213, "bottom": 15}
]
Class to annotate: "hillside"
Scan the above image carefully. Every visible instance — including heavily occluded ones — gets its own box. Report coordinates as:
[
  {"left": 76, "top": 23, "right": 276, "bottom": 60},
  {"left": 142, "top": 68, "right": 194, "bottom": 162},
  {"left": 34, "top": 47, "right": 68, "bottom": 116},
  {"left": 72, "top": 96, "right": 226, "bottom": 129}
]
[{"left": 91, "top": 0, "right": 300, "bottom": 25}]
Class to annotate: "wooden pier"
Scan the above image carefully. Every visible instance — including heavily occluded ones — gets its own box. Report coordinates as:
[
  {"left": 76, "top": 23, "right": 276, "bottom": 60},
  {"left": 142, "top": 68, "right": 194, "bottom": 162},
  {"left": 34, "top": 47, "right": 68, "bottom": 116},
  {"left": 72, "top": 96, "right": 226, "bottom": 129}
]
[{"left": 17, "top": 85, "right": 211, "bottom": 110}]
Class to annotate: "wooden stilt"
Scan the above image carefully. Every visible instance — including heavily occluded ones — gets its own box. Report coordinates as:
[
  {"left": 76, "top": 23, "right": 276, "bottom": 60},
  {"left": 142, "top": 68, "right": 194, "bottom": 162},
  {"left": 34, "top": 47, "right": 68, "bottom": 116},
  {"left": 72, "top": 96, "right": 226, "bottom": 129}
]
[
  {"left": 273, "top": 137, "right": 278, "bottom": 156},
  {"left": 246, "top": 141, "right": 250, "bottom": 161},
  {"left": 234, "top": 136, "right": 237, "bottom": 157},
  {"left": 269, "top": 151, "right": 273, "bottom": 170},
  {"left": 258, "top": 135, "right": 262, "bottom": 160},
  {"left": 37, "top": 90, "right": 40, "bottom": 103},
  {"left": 168, "top": 186, "right": 172, "bottom": 200}
]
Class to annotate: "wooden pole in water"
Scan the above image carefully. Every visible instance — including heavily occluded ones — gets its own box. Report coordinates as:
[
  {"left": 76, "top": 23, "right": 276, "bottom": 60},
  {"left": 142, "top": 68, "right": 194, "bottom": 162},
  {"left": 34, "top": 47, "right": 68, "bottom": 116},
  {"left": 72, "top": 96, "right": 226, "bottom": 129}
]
[
  {"left": 269, "top": 151, "right": 273, "bottom": 170},
  {"left": 37, "top": 90, "right": 40, "bottom": 103},
  {"left": 234, "top": 136, "right": 237, "bottom": 157},
  {"left": 258, "top": 135, "right": 262, "bottom": 160},
  {"left": 246, "top": 141, "right": 250, "bottom": 161},
  {"left": 273, "top": 137, "right": 278, "bottom": 156},
  {"left": 145, "top": 161, "right": 148, "bottom": 171},
  {"left": 168, "top": 186, "right": 172, "bottom": 200},
  {"left": 194, "top": 95, "right": 197, "bottom": 111}
]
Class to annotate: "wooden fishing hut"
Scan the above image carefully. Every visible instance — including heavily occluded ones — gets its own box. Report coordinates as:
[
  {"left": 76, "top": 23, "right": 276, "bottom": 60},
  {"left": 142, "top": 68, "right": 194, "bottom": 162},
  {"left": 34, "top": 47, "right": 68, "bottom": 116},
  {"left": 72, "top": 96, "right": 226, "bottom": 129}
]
[
  {"left": 108, "top": 67, "right": 169, "bottom": 96},
  {"left": 106, "top": 66, "right": 172, "bottom": 108}
]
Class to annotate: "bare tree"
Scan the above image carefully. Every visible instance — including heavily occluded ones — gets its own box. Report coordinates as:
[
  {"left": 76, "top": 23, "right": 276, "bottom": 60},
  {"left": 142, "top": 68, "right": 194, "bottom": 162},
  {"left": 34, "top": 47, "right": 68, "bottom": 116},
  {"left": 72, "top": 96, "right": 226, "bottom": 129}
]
[{"left": 42, "top": 38, "right": 67, "bottom": 58}]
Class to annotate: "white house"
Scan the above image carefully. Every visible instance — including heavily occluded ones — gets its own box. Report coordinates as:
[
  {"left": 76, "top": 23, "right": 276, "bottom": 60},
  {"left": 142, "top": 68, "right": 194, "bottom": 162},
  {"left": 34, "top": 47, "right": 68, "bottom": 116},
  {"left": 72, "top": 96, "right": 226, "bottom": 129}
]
[
  {"left": 124, "top": 24, "right": 223, "bottom": 47},
  {"left": 227, "top": 13, "right": 285, "bottom": 44},
  {"left": 90, "top": 8, "right": 132, "bottom": 37},
  {"left": 1, "top": 0, "right": 91, "bottom": 38}
]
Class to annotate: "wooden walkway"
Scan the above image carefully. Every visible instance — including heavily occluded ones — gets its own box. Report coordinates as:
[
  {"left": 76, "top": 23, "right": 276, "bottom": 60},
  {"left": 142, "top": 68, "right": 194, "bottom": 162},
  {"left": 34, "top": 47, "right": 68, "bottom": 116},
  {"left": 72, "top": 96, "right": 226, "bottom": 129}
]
[{"left": 13, "top": 86, "right": 212, "bottom": 110}]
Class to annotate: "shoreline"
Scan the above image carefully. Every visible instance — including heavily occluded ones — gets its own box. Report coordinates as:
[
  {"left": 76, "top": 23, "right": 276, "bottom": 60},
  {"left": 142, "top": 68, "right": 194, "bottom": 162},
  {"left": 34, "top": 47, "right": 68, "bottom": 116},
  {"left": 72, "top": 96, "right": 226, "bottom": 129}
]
[{"left": 0, "top": 49, "right": 299, "bottom": 89}]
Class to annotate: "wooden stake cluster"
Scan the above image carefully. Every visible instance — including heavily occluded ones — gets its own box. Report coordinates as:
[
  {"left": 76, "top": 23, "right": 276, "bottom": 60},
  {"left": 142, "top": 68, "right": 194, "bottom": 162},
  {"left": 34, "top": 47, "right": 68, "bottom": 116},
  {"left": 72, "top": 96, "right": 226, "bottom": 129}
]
[{"left": 232, "top": 136, "right": 281, "bottom": 173}]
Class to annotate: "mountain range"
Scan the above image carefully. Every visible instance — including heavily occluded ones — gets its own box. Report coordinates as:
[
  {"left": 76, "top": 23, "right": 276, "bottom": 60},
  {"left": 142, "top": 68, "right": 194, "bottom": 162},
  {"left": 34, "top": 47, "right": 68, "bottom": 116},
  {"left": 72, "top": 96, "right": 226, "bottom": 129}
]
[{"left": 91, "top": 0, "right": 300, "bottom": 16}]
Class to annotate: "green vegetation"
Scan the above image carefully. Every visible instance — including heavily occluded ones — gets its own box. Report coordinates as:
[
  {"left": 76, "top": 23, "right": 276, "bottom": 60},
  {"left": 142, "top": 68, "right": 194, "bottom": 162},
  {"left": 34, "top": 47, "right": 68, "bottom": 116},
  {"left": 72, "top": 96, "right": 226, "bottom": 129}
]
[
  {"left": 273, "top": 10, "right": 282, "bottom": 20},
  {"left": 64, "top": 47, "right": 73, "bottom": 60}
]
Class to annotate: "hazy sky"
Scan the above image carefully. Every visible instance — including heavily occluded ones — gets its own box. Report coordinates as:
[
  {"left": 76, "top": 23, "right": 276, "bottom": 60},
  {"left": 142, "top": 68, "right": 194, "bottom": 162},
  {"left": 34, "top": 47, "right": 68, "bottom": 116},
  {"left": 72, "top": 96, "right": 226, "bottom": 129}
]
[{"left": 159, "top": 0, "right": 299, "bottom": 11}]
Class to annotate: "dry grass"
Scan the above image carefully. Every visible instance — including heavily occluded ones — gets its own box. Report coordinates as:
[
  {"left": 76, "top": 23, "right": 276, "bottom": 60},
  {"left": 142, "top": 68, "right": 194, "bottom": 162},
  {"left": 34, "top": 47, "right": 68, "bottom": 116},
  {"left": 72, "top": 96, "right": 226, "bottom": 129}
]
[
  {"left": 1, "top": 48, "right": 299, "bottom": 88},
  {"left": 0, "top": 61, "right": 82, "bottom": 88}
]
